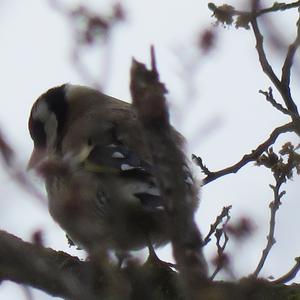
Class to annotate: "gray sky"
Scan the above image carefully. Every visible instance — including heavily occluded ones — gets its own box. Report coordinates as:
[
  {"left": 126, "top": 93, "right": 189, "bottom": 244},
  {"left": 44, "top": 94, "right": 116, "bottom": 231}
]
[{"left": 0, "top": 0, "right": 299, "bottom": 298}]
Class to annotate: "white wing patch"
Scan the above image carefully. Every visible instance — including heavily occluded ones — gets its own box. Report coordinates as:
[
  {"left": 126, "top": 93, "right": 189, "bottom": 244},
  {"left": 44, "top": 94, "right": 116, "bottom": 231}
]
[
  {"left": 112, "top": 151, "right": 125, "bottom": 158},
  {"left": 121, "top": 164, "right": 136, "bottom": 171}
]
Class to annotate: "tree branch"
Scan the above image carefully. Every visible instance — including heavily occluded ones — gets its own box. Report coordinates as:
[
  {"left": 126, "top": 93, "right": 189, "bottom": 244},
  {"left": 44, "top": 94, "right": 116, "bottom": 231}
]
[
  {"left": 281, "top": 13, "right": 300, "bottom": 89},
  {"left": 203, "top": 205, "right": 232, "bottom": 246},
  {"left": 197, "top": 122, "right": 295, "bottom": 185},
  {"left": 253, "top": 175, "right": 287, "bottom": 277},
  {"left": 0, "top": 230, "right": 186, "bottom": 300},
  {"left": 210, "top": 224, "right": 231, "bottom": 280},
  {"left": 130, "top": 49, "right": 208, "bottom": 299},
  {"left": 208, "top": 1, "right": 300, "bottom": 24},
  {"left": 0, "top": 230, "right": 101, "bottom": 299},
  {"left": 272, "top": 257, "right": 300, "bottom": 284},
  {"left": 250, "top": 8, "right": 299, "bottom": 116},
  {"left": 258, "top": 1, "right": 300, "bottom": 15},
  {"left": 259, "top": 88, "right": 296, "bottom": 117}
]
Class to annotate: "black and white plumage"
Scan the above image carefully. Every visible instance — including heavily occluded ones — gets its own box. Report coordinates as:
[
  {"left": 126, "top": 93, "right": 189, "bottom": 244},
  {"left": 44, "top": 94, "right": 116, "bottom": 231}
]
[{"left": 28, "top": 84, "right": 198, "bottom": 254}]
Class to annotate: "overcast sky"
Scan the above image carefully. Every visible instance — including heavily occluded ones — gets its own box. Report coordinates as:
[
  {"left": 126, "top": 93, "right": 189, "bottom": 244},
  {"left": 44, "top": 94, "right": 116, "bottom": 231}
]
[{"left": 0, "top": 0, "right": 299, "bottom": 299}]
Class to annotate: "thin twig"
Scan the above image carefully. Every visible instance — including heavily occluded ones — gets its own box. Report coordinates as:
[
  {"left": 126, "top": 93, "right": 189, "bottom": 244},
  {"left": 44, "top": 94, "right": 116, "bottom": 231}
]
[
  {"left": 192, "top": 155, "right": 211, "bottom": 176},
  {"left": 150, "top": 45, "right": 158, "bottom": 75},
  {"left": 209, "top": 207, "right": 232, "bottom": 280},
  {"left": 208, "top": 0, "right": 300, "bottom": 32},
  {"left": 272, "top": 257, "right": 300, "bottom": 284},
  {"left": 210, "top": 221, "right": 231, "bottom": 280},
  {"left": 259, "top": 87, "right": 296, "bottom": 117},
  {"left": 250, "top": 7, "right": 299, "bottom": 116},
  {"left": 259, "top": 1, "right": 300, "bottom": 15},
  {"left": 281, "top": 13, "right": 300, "bottom": 89},
  {"left": 203, "top": 205, "right": 232, "bottom": 246},
  {"left": 252, "top": 175, "right": 286, "bottom": 277},
  {"left": 210, "top": 234, "right": 229, "bottom": 280},
  {"left": 201, "top": 122, "right": 295, "bottom": 185},
  {"left": 208, "top": 1, "right": 300, "bottom": 20}
]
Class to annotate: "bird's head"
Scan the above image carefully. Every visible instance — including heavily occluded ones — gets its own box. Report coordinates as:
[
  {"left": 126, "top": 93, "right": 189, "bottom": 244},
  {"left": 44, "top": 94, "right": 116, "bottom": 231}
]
[
  {"left": 28, "top": 84, "right": 107, "bottom": 170},
  {"left": 28, "top": 84, "right": 69, "bottom": 169}
]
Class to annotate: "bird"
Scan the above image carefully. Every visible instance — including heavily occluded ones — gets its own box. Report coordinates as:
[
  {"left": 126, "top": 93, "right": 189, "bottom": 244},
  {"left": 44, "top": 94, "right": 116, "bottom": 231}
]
[{"left": 27, "top": 83, "right": 199, "bottom": 259}]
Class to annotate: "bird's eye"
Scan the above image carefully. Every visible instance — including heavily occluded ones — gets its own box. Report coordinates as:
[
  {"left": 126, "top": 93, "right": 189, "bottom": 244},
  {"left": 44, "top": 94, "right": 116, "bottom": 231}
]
[{"left": 29, "top": 117, "right": 47, "bottom": 148}]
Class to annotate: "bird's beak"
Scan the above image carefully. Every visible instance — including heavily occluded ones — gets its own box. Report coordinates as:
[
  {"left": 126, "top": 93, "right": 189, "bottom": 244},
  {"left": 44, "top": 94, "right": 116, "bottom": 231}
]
[{"left": 27, "top": 147, "right": 46, "bottom": 170}]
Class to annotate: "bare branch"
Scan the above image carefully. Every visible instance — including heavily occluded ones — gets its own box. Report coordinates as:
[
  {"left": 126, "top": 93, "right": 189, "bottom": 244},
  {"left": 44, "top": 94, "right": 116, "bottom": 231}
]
[
  {"left": 209, "top": 1, "right": 300, "bottom": 16},
  {"left": 210, "top": 223, "right": 231, "bottom": 280},
  {"left": 150, "top": 44, "right": 158, "bottom": 75},
  {"left": 272, "top": 257, "right": 300, "bottom": 284},
  {"left": 208, "top": 1, "right": 300, "bottom": 24},
  {"left": 192, "top": 155, "right": 212, "bottom": 177},
  {"left": 250, "top": 8, "right": 299, "bottom": 116},
  {"left": 203, "top": 205, "right": 232, "bottom": 246},
  {"left": 252, "top": 175, "right": 286, "bottom": 277},
  {"left": 0, "top": 230, "right": 101, "bottom": 299},
  {"left": 259, "top": 1, "right": 300, "bottom": 15},
  {"left": 201, "top": 122, "right": 295, "bottom": 185},
  {"left": 281, "top": 13, "right": 300, "bottom": 88},
  {"left": 259, "top": 87, "right": 296, "bottom": 117},
  {"left": 130, "top": 49, "right": 208, "bottom": 299},
  {"left": 0, "top": 230, "right": 191, "bottom": 300}
]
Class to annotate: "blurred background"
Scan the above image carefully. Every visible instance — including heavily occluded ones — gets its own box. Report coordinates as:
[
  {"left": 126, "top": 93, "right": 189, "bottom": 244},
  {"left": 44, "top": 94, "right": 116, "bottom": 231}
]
[{"left": 0, "top": 0, "right": 299, "bottom": 298}]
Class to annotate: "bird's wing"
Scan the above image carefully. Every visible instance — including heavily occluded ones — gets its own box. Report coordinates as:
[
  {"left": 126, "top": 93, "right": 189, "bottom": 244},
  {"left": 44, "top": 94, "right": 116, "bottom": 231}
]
[
  {"left": 84, "top": 142, "right": 163, "bottom": 210},
  {"left": 84, "top": 142, "right": 195, "bottom": 211},
  {"left": 80, "top": 107, "right": 195, "bottom": 210}
]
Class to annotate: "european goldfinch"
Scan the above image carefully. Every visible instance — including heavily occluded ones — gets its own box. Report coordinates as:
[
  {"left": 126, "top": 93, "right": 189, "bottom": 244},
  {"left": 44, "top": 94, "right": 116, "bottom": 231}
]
[{"left": 28, "top": 84, "right": 198, "bottom": 256}]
